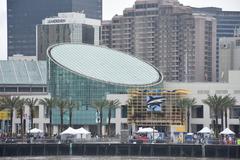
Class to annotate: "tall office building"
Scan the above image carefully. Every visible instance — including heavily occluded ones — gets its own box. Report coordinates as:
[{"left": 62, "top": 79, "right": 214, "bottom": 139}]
[
  {"left": 101, "top": 21, "right": 112, "bottom": 48},
  {"left": 37, "top": 12, "right": 100, "bottom": 60},
  {"left": 192, "top": 7, "right": 240, "bottom": 81},
  {"left": 219, "top": 33, "right": 240, "bottom": 82},
  {"left": 7, "top": 0, "right": 102, "bottom": 57},
  {"left": 102, "top": 0, "right": 217, "bottom": 82},
  {"left": 193, "top": 14, "right": 217, "bottom": 82}
]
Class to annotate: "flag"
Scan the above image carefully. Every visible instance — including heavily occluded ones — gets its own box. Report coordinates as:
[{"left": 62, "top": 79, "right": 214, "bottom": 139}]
[{"left": 146, "top": 96, "right": 165, "bottom": 112}]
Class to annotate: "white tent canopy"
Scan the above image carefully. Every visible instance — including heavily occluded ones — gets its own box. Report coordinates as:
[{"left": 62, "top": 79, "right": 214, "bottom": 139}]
[
  {"left": 28, "top": 128, "right": 43, "bottom": 134},
  {"left": 76, "top": 127, "right": 91, "bottom": 134},
  {"left": 76, "top": 127, "right": 91, "bottom": 139},
  {"left": 137, "top": 127, "right": 158, "bottom": 133},
  {"left": 60, "top": 127, "right": 79, "bottom": 135},
  {"left": 220, "top": 128, "right": 235, "bottom": 135},
  {"left": 197, "top": 127, "right": 213, "bottom": 134}
]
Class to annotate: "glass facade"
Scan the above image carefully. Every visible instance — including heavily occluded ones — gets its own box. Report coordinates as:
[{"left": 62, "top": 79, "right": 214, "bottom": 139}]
[
  {"left": 47, "top": 44, "right": 162, "bottom": 126},
  {"left": 7, "top": 0, "right": 102, "bottom": 56},
  {"left": 37, "top": 24, "right": 97, "bottom": 60}
]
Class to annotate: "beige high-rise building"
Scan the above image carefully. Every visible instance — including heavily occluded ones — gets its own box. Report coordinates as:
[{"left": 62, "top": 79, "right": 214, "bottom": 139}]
[
  {"left": 193, "top": 14, "right": 217, "bottom": 82},
  {"left": 219, "top": 36, "right": 240, "bottom": 82},
  {"left": 102, "top": 0, "right": 217, "bottom": 82}
]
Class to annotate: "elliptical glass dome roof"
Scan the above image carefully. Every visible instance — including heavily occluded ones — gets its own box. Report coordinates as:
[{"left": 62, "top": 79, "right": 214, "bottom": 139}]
[{"left": 48, "top": 43, "right": 162, "bottom": 86}]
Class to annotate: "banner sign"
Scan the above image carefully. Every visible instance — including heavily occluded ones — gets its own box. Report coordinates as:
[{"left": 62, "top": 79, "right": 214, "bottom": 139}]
[{"left": 146, "top": 96, "right": 165, "bottom": 112}]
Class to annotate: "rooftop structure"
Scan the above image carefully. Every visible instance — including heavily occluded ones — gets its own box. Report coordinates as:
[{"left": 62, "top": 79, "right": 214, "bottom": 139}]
[
  {"left": 0, "top": 60, "right": 47, "bottom": 95},
  {"left": 37, "top": 12, "right": 101, "bottom": 60},
  {"left": 48, "top": 44, "right": 162, "bottom": 86}
]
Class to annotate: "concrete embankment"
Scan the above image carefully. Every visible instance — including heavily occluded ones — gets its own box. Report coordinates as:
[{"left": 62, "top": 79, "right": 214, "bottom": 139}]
[{"left": 0, "top": 143, "right": 239, "bottom": 159}]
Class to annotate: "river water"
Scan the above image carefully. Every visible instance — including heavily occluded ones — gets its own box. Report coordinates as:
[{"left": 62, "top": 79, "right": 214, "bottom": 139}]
[{"left": 0, "top": 156, "right": 234, "bottom": 160}]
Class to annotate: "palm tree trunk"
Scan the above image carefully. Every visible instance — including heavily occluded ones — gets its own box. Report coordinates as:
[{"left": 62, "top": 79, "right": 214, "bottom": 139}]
[
  {"left": 99, "top": 107, "right": 103, "bottom": 137},
  {"left": 69, "top": 108, "right": 72, "bottom": 127},
  {"left": 224, "top": 108, "right": 228, "bottom": 128},
  {"left": 221, "top": 110, "right": 224, "bottom": 130},
  {"left": 187, "top": 107, "right": 190, "bottom": 132},
  {"left": 20, "top": 109, "right": 23, "bottom": 139},
  {"left": 49, "top": 109, "right": 52, "bottom": 137},
  {"left": 215, "top": 115, "right": 219, "bottom": 138},
  {"left": 107, "top": 108, "right": 111, "bottom": 136},
  {"left": 181, "top": 108, "right": 184, "bottom": 125},
  {"left": 10, "top": 109, "right": 13, "bottom": 136},
  {"left": 31, "top": 109, "right": 34, "bottom": 129},
  {"left": 60, "top": 108, "right": 64, "bottom": 132}
]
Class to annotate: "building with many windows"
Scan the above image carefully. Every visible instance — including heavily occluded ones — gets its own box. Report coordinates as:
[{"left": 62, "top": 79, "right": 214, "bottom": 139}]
[
  {"left": 0, "top": 60, "right": 48, "bottom": 134},
  {"left": 7, "top": 0, "right": 102, "bottom": 57},
  {"left": 219, "top": 35, "right": 240, "bottom": 82},
  {"left": 109, "top": 71, "right": 240, "bottom": 135},
  {"left": 102, "top": 0, "right": 217, "bottom": 82},
  {"left": 1, "top": 59, "right": 240, "bottom": 135},
  {"left": 192, "top": 7, "right": 240, "bottom": 81},
  {"left": 37, "top": 12, "right": 100, "bottom": 60}
]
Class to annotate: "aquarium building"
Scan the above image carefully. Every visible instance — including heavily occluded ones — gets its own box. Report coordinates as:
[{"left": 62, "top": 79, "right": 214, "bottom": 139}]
[{"left": 47, "top": 43, "right": 162, "bottom": 133}]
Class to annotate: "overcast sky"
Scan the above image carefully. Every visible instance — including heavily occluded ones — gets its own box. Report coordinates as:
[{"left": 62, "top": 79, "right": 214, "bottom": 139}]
[{"left": 1, "top": 0, "right": 240, "bottom": 60}]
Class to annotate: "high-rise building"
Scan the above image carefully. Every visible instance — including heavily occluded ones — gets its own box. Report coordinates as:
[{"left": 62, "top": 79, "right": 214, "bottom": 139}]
[
  {"left": 101, "top": 21, "right": 112, "bottom": 48},
  {"left": 219, "top": 35, "right": 240, "bottom": 82},
  {"left": 7, "top": 0, "right": 102, "bottom": 57},
  {"left": 102, "top": 0, "right": 217, "bottom": 82},
  {"left": 37, "top": 12, "right": 100, "bottom": 60},
  {"left": 193, "top": 14, "right": 217, "bottom": 82},
  {"left": 192, "top": 7, "right": 240, "bottom": 81}
]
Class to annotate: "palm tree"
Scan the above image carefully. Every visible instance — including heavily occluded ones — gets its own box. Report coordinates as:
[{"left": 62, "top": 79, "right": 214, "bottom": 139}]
[
  {"left": 0, "top": 96, "right": 21, "bottom": 136},
  {"left": 39, "top": 98, "right": 56, "bottom": 137},
  {"left": 177, "top": 97, "right": 196, "bottom": 132},
  {"left": 92, "top": 100, "right": 109, "bottom": 137},
  {"left": 56, "top": 99, "right": 68, "bottom": 132},
  {"left": 15, "top": 98, "right": 25, "bottom": 138},
  {"left": 222, "top": 95, "right": 236, "bottom": 128},
  {"left": 66, "top": 99, "right": 78, "bottom": 127},
  {"left": 203, "top": 94, "right": 223, "bottom": 137},
  {"left": 25, "top": 98, "right": 39, "bottom": 130},
  {"left": 107, "top": 99, "right": 120, "bottom": 136}
]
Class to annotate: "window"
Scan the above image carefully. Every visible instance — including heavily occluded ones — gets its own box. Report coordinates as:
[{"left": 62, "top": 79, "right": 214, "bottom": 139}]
[
  {"left": 215, "top": 90, "right": 228, "bottom": 94},
  {"left": 236, "top": 39, "right": 240, "bottom": 47},
  {"left": 121, "top": 105, "right": 128, "bottom": 118},
  {"left": 234, "top": 90, "right": 240, "bottom": 94},
  {"left": 19, "top": 87, "right": 31, "bottom": 92},
  {"left": 33, "top": 106, "right": 39, "bottom": 118},
  {"left": 197, "top": 90, "right": 209, "bottom": 94},
  {"left": 230, "top": 105, "right": 240, "bottom": 119},
  {"left": 5, "top": 87, "right": 17, "bottom": 92},
  {"left": 32, "top": 87, "right": 43, "bottom": 92},
  {"left": 191, "top": 105, "right": 203, "bottom": 118},
  {"left": 121, "top": 123, "right": 128, "bottom": 130},
  {"left": 191, "top": 124, "right": 203, "bottom": 133}
]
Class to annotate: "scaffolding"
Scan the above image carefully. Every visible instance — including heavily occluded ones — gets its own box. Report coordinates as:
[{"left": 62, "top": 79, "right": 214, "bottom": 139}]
[{"left": 127, "top": 88, "right": 190, "bottom": 132}]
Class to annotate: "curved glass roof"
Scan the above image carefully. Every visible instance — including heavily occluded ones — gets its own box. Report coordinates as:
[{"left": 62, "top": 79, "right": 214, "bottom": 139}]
[
  {"left": 48, "top": 44, "right": 162, "bottom": 86},
  {"left": 0, "top": 60, "right": 46, "bottom": 85}
]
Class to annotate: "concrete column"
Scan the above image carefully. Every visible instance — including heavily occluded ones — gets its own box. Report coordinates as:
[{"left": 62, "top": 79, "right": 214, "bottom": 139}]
[{"left": 115, "top": 108, "right": 121, "bottom": 135}]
